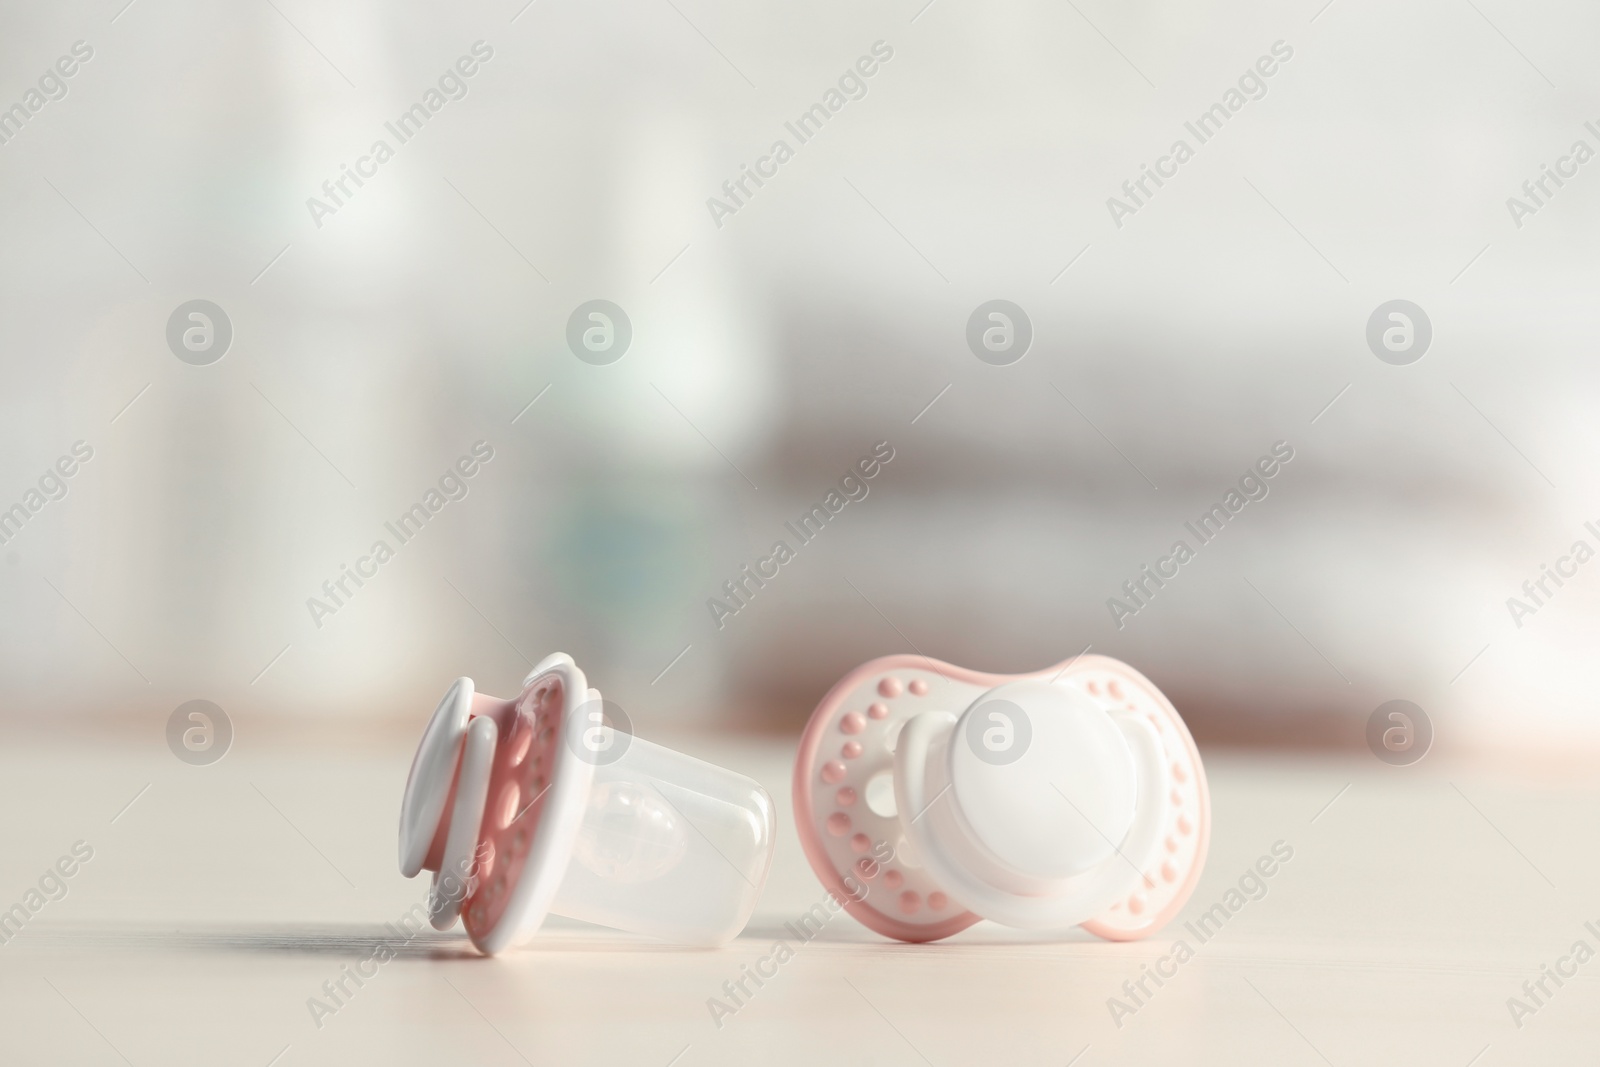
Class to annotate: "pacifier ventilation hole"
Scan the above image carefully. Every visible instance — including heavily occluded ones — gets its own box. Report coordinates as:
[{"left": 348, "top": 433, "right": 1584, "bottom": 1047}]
[{"left": 863, "top": 770, "right": 897, "bottom": 818}]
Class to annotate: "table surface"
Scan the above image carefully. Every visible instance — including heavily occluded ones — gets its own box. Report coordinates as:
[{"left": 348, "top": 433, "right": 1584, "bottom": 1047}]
[{"left": 1, "top": 732, "right": 1596, "bottom": 1066}]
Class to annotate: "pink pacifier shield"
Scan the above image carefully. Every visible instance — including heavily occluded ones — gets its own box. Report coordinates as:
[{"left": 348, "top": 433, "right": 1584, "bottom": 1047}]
[
  {"left": 794, "top": 655, "right": 978, "bottom": 942},
  {"left": 793, "top": 654, "right": 1209, "bottom": 943},
  {"left": 459, "top": 673, "right": 566, "bottom": 947},
  {"left": 1068, "top": 658, "right": 1209, "bottom": 941}
]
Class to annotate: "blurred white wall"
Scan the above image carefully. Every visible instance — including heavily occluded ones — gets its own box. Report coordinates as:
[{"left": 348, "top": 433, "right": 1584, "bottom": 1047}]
[{"left": 0, "top": 0, "right": 1597, "bottom": 756}]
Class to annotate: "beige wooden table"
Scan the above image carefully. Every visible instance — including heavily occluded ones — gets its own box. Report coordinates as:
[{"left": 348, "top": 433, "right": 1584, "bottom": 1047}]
[{"left": 1, "top": 731, "right": 1595, "bottom": 1065}]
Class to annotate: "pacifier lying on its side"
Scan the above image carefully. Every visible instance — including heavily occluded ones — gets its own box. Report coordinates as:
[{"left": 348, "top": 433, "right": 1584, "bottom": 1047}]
[
  {"left": 400, "top": 652, "right": 777, "bottom": 955},
  {"left": 793, "top": 653, "right": 1209, "bottom": 942}
]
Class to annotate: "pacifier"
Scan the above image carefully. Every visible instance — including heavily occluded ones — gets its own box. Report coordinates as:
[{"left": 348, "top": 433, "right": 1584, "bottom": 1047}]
[
  {"left": 400, "top": 652, "right": 776, "bottom": 955},
  {"left": 793, "top": 653, "right": 1208, "bottom": 942}
]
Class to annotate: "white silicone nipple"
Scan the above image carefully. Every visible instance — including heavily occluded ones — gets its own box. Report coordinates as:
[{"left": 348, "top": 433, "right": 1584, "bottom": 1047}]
[{"left": 548, "top": 735, "right": 777, "bottom": 947}]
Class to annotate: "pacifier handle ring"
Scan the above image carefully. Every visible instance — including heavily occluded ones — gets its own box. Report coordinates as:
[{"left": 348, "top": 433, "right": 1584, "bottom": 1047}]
[
  {"left": 398, "top": 677, "right": 475, "bottom": 879},
  {"left": 894, "top": 705, "right": 1169, "bottom": 930},
  {"left": 428, "top": 714, "right": 497, "bottom": 930}
]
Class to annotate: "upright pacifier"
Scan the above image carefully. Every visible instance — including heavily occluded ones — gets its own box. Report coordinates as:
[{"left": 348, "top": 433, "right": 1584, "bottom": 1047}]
[
  {"left": 400, "top": 653, "right": 777, "bottom": 954},
  {"left": 793, "top": 653, "right": 1208, "bottom": 942}
]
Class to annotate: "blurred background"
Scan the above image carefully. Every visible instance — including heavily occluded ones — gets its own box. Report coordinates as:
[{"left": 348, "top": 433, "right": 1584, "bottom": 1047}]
[{"left": 2, "top": 0, "right": 1598, "bottom": 760}]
